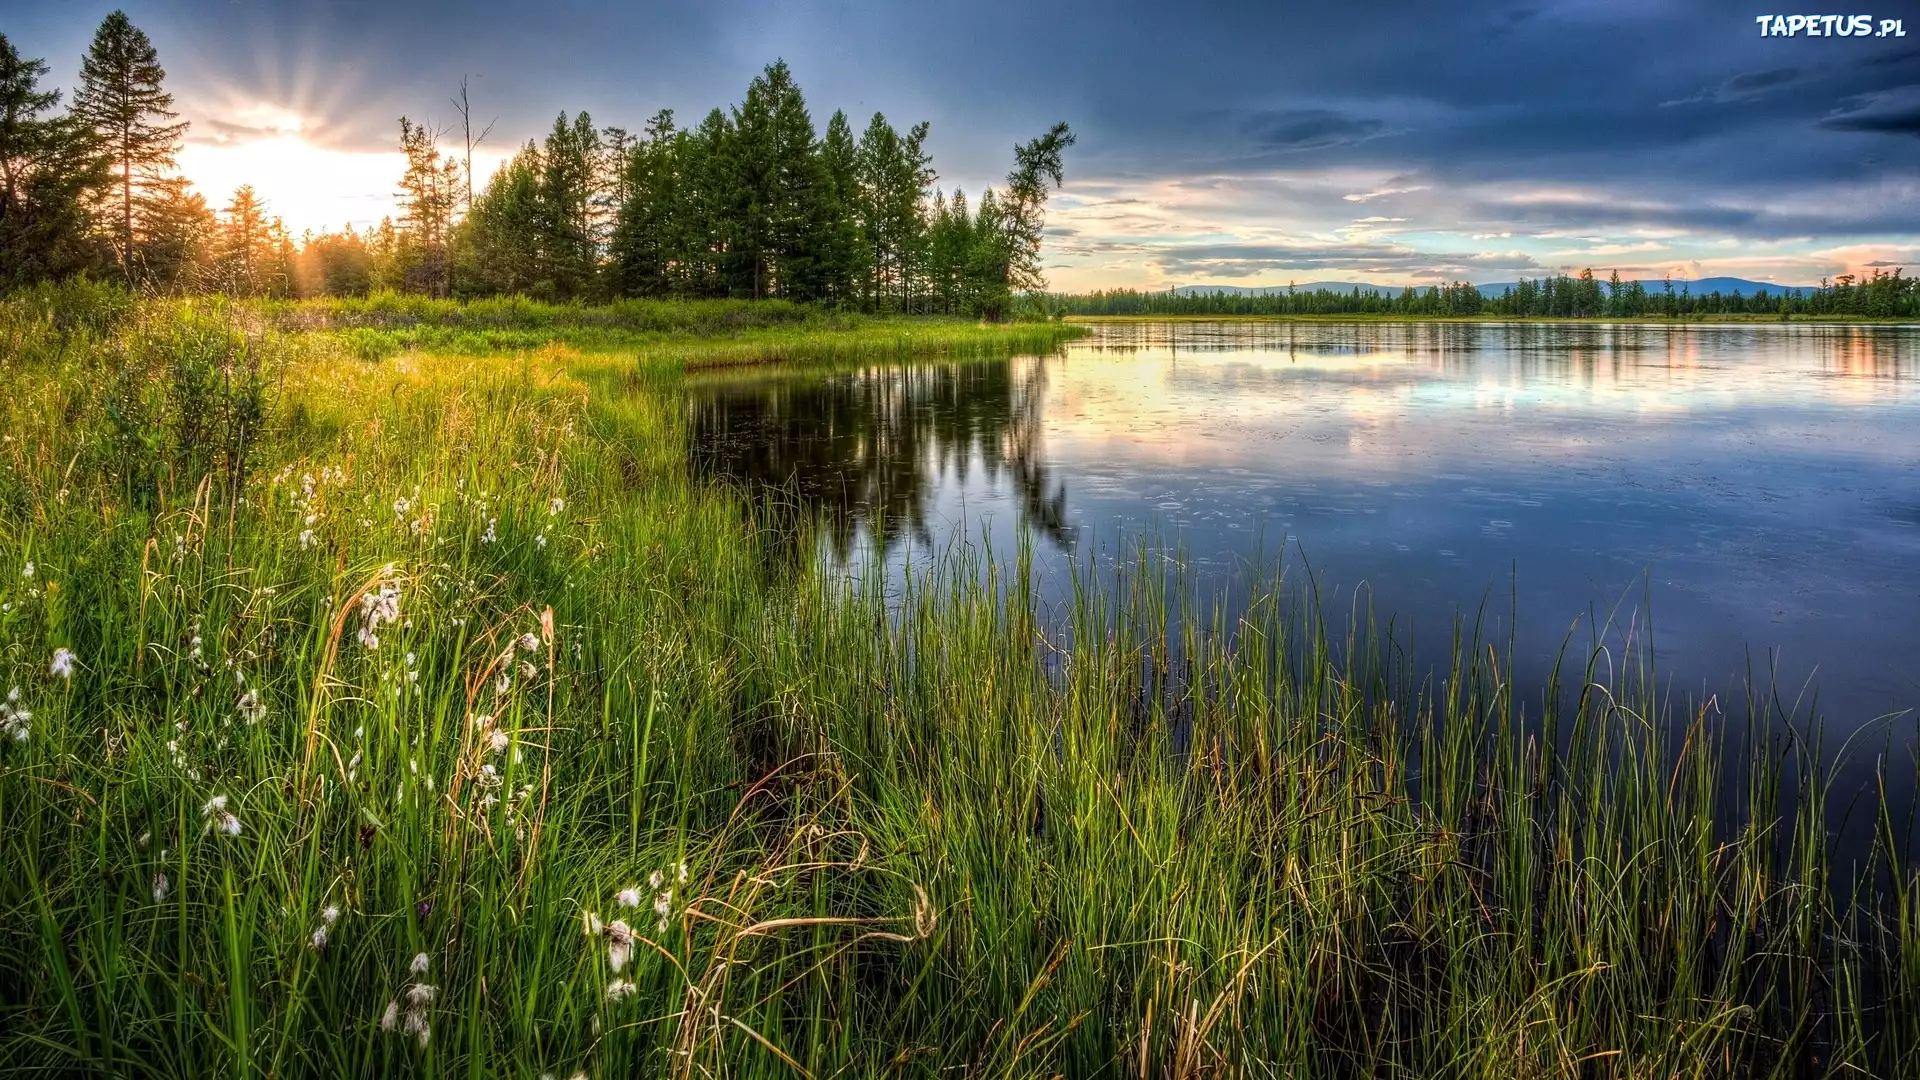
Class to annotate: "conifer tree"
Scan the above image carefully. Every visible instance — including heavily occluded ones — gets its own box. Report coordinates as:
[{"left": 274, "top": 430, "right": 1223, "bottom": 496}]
[
  {"left": 394, "top": 117, "right": 462, "bottom": 296},
  {"left": 458, "top": 143, "right": 543, "bottom": 295},
  {"left": 999, "top": 122, "right": 1075, "bottom": 294},
  {"left": 72, "top": 10, "right": 188, "bottom": 283},
  {"left": 212, "top": 184, "right": 268, "bottom": 295},
  {"left": 534, "top": 111, "right": 601, "bottom": 298},
  {"left": 610, "top": 109, "right": 681, "bottom": 298},
  {"left": 0, "top": 33, "right": 107, "bottom": 285},
  {"left": 131, "top": 174, "right": 212, "bottom": 290},
  {"left": 817, "top": 109, "right": 867, "bottom": 307}
]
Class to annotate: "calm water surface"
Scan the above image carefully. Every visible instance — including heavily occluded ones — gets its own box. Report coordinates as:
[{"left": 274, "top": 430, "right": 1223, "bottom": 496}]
[{"left": 691, "top": 320, "right": 1920, "bottom": 740}]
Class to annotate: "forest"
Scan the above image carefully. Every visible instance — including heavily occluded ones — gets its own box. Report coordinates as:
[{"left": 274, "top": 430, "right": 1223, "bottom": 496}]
[
  {"left": 0, "top": 14, "right": 1073, "bottom": 318},
  {"left": 1055, "top": 267, "right": 1920, "bottom": 319}
]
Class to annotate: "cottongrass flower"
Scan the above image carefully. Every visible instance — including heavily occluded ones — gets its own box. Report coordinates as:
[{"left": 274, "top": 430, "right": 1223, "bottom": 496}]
[
  {"left": 357, "top": 585, "right": 403, "bottom": 650},
  {"left": 382, "top": 952, "right": 438, "bottom": 1047},
  {"left": 1, "top": 687, "right": 31, "bottom": 742},
  {"left": 237, "top": 689, "right": 267, "bottom": 724},
  {"left": 50, "top": 648, "right": 76, "bottom": 680},
  {"left": 676, "top": 861, "right": 689, "bottom": 885},
  {"left": 606, "top": 979, "right": 636, "bottom": 1001},
  {"left": 548, "top": 497, "right": 565, "bottom": 516},
  {"left": 21, "top": 560, "right": 34, "bottom": 578},
  {"left": 403, "top": 983, "right": 437, "bottom": 1046},
  {"left": 298, "top": 529, "right": 316, "bottom": 550},
  {"left": 201, "top": 794, "right": 241, "bottom": 837},
  {"left": 614, "top": 886, "right": 641, "bottom": 909},
  {"left": 480, "top": 518, "right": 498, "bottom": 544},
  {"left": 535, "top": 533, "right": 548, "bottom": 549},
  {"left": 653, "top": 888, "right": 674, "bottom": 934},
  {"left": 647, "top": 869, "right": 663, "bottom": 890},
  {"left": 487, "top": 729, "right": 510, "bottom": 754},
  {"left": 494, "top": 670, "right": 512, "bottom": 695},
  {"left": 309, "top": 904, "right": 342, "bottom": 951},
  {"left": 580, "top": 910, "right": 603, "bottom": 937},
  {"left": 151, "top": 872, "right": 170, "bottom": 903},
  {"left": 517, "top": 632, "right": 540, "bottom": 653},
  {"left": 605, "top": 920, "right": 634, "bottom": 973}
]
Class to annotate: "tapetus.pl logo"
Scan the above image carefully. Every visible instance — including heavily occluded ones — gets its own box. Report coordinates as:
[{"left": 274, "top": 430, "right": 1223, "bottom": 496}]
[{"left": 1754, "top": 14, "right": 1905, "bottom": 36}]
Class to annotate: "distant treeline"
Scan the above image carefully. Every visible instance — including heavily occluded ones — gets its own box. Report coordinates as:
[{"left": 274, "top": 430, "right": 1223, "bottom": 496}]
[
  {"left": 1, "top": 13, "right": 1073, "bottom": 317},
  {"left": 1052, "top": 268, "right": 1920, "bottom": 319}
]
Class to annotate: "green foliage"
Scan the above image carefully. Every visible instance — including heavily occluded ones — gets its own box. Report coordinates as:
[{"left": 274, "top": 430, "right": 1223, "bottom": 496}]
[{"left": 0, "top": 33, "right": 110, "bottom": 288}]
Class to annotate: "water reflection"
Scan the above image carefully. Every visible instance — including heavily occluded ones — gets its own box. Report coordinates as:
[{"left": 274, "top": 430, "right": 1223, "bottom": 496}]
[
  {"left": 687, "top": 320, "right": 1920, "bottom": 743},
  {"left": 688, "top": 360, "right": 1070, "bottom": 569}
]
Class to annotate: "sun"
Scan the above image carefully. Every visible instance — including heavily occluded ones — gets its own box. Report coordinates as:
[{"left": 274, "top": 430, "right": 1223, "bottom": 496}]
[{"left": 177, "top": 103, "right": 505, "bottom": 238}]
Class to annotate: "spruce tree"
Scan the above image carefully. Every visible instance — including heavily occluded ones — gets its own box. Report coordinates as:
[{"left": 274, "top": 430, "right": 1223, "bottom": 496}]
[
  {"left": 817, "top": 110, "right": 867, "bottom": 307},
  {"left": 213, "top": 184, "right": 268, "bottom": 295},
  {"left": 72, "top": 10, "right": 188, "bottom": 283},
  {"left": 610, "top": 109, "right": 680, "bottom": 298},
  {"left": 458, "top": 143, "right": 543, "bottom": 295},
  {"left": 0, "top": 33, "right": 107, "bottom": 285},
  {"left": 535, "top": 111, "right": 600, "bottom": 299},
  {"left": 131, "top": 174, "right": 212, "bottom": 290}
]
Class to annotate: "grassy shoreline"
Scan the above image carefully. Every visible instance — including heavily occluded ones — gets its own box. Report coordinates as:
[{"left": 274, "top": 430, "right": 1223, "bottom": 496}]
[{"left": 2, "top": 288, "right": 1916, "bottom": 1077}]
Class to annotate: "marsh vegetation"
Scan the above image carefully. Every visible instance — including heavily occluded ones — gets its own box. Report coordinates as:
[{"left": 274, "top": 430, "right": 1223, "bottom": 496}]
[{"left": 1, "top": 285, "right": 1916, "bottom": 1078}]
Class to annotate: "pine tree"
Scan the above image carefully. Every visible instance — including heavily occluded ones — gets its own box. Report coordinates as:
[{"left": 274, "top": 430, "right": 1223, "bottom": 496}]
[
  {"left": 0, "top": 33, "right": 107, "bottom": 286},
  {"left": 966, "top": 188, "right": 1011, "bottom": 319},
  {"left": 728, "top": 64, "right": 824, "bottom": 299},
  {"left": 682, "top": 108, "right": 735, "bottom": 299},
  {"left": 856, "top": 114, "right": 934, "bottom": 310},
  {"left": 610, "top": 109, "right": 681, "bottom": 298},
  {"left": 817, "top": 109, "right": 867, "bottom": 307},
  {"left": 999, "top": 122, "right": 1075, "bottom": 295},
  {"left": 131, "top": 174, "right": 212, "bottom": 290},
  {"left": 534, "top": 111, "right": 601, "bottom": 299},
  {"left": 457, "top": 143, "right": 543, "bottom": 295},
  {"left": 72, "top": 10, "right": 188, "bottom": 283},
  {"left": 394, "top": 117, "right": 462, "bottom": 296},
  {"left": 212, "top": 184, "right": 269, "bottom": 295}
]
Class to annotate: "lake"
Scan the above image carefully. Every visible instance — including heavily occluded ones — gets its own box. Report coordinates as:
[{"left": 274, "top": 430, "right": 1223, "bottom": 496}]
[{"left": 690, "top": 320, "right": 1920, "bottom": 749}]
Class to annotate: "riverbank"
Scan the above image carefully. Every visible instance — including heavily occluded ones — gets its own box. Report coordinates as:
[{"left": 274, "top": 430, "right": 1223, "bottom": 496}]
[{"left": 2, "top": 287, "right": 1915, "bottom": 1077}]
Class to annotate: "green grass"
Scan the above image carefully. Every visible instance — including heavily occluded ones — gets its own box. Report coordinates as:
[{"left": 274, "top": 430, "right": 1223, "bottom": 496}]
[{"left": 0, "top": 285, "right": 1915, "bottom": 1078}]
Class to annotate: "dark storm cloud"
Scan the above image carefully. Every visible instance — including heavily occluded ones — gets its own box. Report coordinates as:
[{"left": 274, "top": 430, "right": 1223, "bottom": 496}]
[
  {"left": 1822, "top": 88, "right": 1920, "bottom": 136},
  {"left": 1661, "top": 67, "right": 1804, "bottom": 106},
  {"left": 1240, "top": 109, "right": 1390, "bottom": 152},
  {"left": 10, "top": 0, "right": 1919, "bottom": 277}
]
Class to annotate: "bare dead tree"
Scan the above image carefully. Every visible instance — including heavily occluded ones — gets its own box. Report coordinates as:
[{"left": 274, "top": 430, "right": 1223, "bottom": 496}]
[{"left": 450, "top": 76, "right": 497, "bottom": 211}]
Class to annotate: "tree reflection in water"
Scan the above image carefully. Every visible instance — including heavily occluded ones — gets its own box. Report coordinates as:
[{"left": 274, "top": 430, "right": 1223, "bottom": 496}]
[{"left": 688, "top": 357, "right": 1069, "bottom": 572}]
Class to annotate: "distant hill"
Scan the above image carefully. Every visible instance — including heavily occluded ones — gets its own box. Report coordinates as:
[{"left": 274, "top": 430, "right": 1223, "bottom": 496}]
[
  {"left": 1169, "top": 282, "right": 1385, "bottom": 296},
  {"left": 1167, "top": 277, "right": 1816, "bottom": 299},
  {"left": 1472, "top": 277, "right": 1811, "bottom": 298}
]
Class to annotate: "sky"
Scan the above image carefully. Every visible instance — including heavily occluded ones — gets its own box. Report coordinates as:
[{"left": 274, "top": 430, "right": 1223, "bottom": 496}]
[{"left": 8, "top": 0, "right": 1920, "bottom": 290}]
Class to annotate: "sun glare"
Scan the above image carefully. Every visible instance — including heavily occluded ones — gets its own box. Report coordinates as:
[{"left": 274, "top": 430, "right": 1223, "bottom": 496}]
[{"left": 178, "top": 103, "right": 505, "bottom": 238}]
